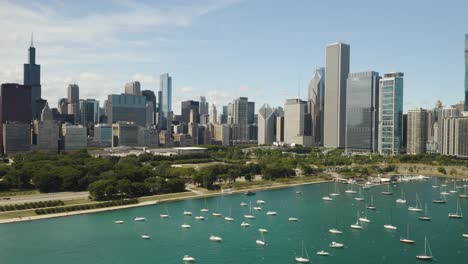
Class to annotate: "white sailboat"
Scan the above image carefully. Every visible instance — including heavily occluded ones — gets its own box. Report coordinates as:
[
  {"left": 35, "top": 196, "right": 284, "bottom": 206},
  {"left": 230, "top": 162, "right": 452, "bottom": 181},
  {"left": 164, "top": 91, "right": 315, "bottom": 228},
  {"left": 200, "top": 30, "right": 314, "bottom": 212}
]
[
  {"left": 330, "top": 182, "right": 340, "bottom": 196},
  {"left": 432, "top": 177, "right": 439, "bottom": 188},
  {"left": 419, "top": 203, "right": 431, "bottom": 221},
  {"left": 449, "top": 181, "right": 458, "bottom": 193},
  {"left": 463, "top": 234, "right": 468, "bottom": 238},
  {"left": 366, "top": 195, "right": 377, "bottom": 210},
  {"left": 381, "top": 184, "right": 393, "bottom": 195},
  {"left": 160, "top": 207, "right": 170, "bottom": 218},
  {"left": 257, "top": 200, "right": 266, "bottom": 204},
  {"left": 448, "top": 199, "right": 463, "bottom": 219},
  {"left": 329, "top": 241, "right": 344, "bottom": 248},
  {"left": 322, "top": 196, "right": 333, "bottom": 201},
  {"left": 182, "top": 255, "right": 195, "bottom": 262},
  {"left": 295, "top": 241, "right": 310, "bottom": 263},
  {"left": 181, "top": 224, "right": 191, "bottom": 229},
  {"left": 459, "top": 186, "right": 468, "bottom": 199},
  {"left": 224, "top": 208, "right": 234, "bottom": 221},
  {"left": 316, "top": 250, "right": 330, "bottom": 256},
  {"left": 432, "top": 191, "right": 447, "bottom": 204},
  {"left": 183, "top": 211, "right": 192, "bottom": 216},
  {"left": 359, "top": 209, "right": 371, "bottom": 223},
  {"left": 244, "top": 201, "right": 255, "bottom": 219},
  {"left": 134, "top": 217, "right": 146, "bottom": 221},
  {"left": 384, "top": 209, "right": 397, "bottom": 230},
  {"left": 194, "top": 216, "right": 205, "bottom": 220},
  {"left": 345, "top": 183, "right": 357, "bottom": 194},
  {"left": 201, "top": 199, "right": 209, "bottom": 212},
  {"left": 266, "top": 211, "right": 277, "bottom": 216},
  {"left": 240, "top": 202, "right": 247, "bottom": 206},
  {"left": 256, "top": 232, "right": 266, "bottom": 246},
  {"left": 350, "top": 211, "right": 363, "bottom": 229},
  {"left": 240, "top": 221, "right": 250, "bottom": 227},
  {"left": 288, "top": 217, "right": 299, "bottom": 221},
  {"left": 416, "top": 236, "right": 433, "bottom": 260},
  {"left": 209, "top": 235, "right": 223, "bottom": 242},
  {"left": 400, "top": 224, "right": 415, "bottom": 244},
  {"left": 114, "top": 220, "right": 124, "bottom": 224},
  {"left": 253, "top": 206, "right": 262, "bottom": 211},
  {"left": 355, "top": 187, "right": 365, "bottom": 201},
  {"left": 440, "top": 185, "right": 450, "bottom": 196},
  {"left": 396, "top": 189, "right": 407, "bottom": 204},
  {"left": 329, "top": 216, "right": 343, "bottom": 234},
  {"left": 141, "top": 233, "right": 151, "bottom": 239},
  {"left": 408, "top": 193, "right": 423, "bottom": 212}
]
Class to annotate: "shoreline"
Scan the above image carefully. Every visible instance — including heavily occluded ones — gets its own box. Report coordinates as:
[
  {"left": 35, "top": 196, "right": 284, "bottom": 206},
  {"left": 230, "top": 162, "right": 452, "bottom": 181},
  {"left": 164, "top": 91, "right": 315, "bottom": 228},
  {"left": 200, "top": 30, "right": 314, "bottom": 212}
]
[{"left": 0, "top": 178, "right": 330, "bottom": 224}]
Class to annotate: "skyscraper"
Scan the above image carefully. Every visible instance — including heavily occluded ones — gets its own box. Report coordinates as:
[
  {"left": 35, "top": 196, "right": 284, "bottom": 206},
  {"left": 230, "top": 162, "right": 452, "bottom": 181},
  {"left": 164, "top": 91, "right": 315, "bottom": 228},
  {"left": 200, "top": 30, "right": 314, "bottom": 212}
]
[
  {"left": 465, "top": 34, "right": 468, "bottom": 111},
  {"left": 257, "top": 103, "right": 276, "bottom": 145},
  {"left": 324, "top": 42, "right": 350, "bottom": 148},
  {"left": 378, "top": 72, "right": 404, "bottom": 155},
  {"left": 345, "top": 71, "right": 380, "bottom": 153},
  {"left": 106, "top": 94, "right": 147, "bottom": 127},
  {"left": 23, "top": 36, "right": 42, "bottom": 118},
  {"left": 283, "top": 99, "right": 313, "bottom": 146},
  {"left": 142, "top": 90, "right": 157, "bottom": 124},
  {"left": 79, "top": 99, "right": 100, "bottom": 125},
  {"left": 199, "top": 96, "right": 208, "bottom": 115},
  {"left": 125, "top": 81, "right": 141, "bottom": 96},
  {"left": 247, "top": 101, "right": 255, "bottom": 124},
  {"left": 67, "top": 84, "right": 80, "bottom": 123},
  {"left": 181, "top": 100, "right": 200, "bottom": 124},
  {"left": 159, "top": 73, "right": 172, "bottom": 129},
  {"left": 232, "top": 97, "right": 249, "bottom": 140},
  {"left": 57, "top": 98, "right": 68, "bottom": 114},
  {"left": 308, "top": 67, "right": 325, "bottom": 145},
  {"left": 209, "top": 104, "right": 217, "bottom": 124},
  {"left": 407, "top": 108, "right": 428, "bottom": 154}
]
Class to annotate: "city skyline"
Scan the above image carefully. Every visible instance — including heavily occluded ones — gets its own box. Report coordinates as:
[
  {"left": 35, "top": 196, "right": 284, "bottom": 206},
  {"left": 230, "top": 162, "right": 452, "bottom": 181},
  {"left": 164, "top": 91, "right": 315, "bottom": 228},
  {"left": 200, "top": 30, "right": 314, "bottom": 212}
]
[{"left": 0, "top": 0, "right": 467, "bottom": 114}]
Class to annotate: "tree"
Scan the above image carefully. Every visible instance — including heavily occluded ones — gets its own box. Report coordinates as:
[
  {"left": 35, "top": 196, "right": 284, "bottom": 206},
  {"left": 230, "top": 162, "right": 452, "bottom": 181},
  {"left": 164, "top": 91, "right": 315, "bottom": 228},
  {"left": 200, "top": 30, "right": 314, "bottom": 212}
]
[
  {"left": 32, "top": 172, "right": 62, "bottom": 193},
  {"left": 437, "top": 167, "right": 447, "bottom": 175},
  {"left": 88, "top": 179, "right": 114, "bottom": 200}
]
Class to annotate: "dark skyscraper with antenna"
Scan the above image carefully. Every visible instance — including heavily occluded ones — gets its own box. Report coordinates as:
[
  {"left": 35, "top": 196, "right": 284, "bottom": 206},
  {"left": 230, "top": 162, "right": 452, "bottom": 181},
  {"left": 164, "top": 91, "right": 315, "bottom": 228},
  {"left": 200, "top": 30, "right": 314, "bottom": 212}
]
[
  {"left": 24, "top": 34, "right": 42, "bottom": 119},
  {"left": 465, "top": 34, "right": 468, "bottom": 111}
]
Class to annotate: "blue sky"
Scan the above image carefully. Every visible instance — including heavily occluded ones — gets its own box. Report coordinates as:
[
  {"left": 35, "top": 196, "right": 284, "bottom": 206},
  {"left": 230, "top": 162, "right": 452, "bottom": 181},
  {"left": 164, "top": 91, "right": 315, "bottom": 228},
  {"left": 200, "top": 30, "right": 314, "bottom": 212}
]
[{"left": 0, "top": 0, "right": 466, "bottom": 114}]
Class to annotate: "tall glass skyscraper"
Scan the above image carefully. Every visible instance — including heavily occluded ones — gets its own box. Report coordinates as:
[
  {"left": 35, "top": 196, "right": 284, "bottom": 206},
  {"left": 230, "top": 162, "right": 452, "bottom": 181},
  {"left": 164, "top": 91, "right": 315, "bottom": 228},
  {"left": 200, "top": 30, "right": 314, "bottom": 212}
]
[
  {"left": 159, "top": 73, "right": 172, "bottom": 129},
  {"left": 465, "top": 34, "right": 468, "bottom": 111},
  {"left": 345, "top": 71, "right": 380, "bottom": 153},
  {"left": 378, "top": 72, "right": 404, "bottom": 155},
  {"left": 23, "top": 37, "right": 41, "bottom": 119},
  {"left": 308, "top": 67, "right": 325, "bottom": 145}
]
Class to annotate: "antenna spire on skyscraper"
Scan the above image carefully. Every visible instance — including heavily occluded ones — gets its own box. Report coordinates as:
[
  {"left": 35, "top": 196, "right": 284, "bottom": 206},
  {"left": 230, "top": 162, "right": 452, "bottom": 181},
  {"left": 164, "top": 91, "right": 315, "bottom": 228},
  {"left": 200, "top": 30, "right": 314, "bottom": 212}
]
[{"left": 30, "top": 32, "right": 34, "bottom": 47}]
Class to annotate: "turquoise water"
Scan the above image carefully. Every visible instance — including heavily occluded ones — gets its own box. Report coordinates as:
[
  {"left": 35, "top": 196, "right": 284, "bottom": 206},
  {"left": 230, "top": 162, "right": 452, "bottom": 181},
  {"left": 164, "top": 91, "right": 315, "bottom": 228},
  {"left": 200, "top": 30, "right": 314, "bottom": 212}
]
[{"left": 1, "top": 180, "right": 467, "bottom": 263}]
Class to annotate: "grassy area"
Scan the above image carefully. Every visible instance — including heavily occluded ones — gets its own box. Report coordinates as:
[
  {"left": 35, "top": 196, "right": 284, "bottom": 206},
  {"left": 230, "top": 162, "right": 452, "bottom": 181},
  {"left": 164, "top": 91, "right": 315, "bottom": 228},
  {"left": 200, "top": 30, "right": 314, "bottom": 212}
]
[
  {"left": 138, "top": 192, "right": 195, "bottom": 203},
  {"left": 221, "top": 176, "right": 327, "bottom": 190},
  {"left": 170, "top": 161, "right": 226, "bottom": 169},
  {"left": 64, "top": 198, "right": 92, "bottom": 206},
  {"left": 0, "top": 210, "right": 37, "bottom": 220},
  {"left": 0, "top": 190, "right": 39, "bottom": 197}
]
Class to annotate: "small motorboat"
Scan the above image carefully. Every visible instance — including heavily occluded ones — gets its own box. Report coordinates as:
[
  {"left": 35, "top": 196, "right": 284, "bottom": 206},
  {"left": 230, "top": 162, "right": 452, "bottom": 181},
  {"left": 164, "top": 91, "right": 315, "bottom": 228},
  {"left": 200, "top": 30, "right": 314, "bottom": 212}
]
[
  {"left": 266, "top": 211, "right": 277, "bottom": 216},
  {"left": 328, "top": 228, "right": 343, "bottom": 235},
  {"left": 224, "top": 216, "right": 234, "bottom": 221},
  {"left": 253, "top": 207, "right": 262, "bottom": 211},
  {"left": 181, "top": 224, "right": 191, "bottom": 229},
  {"left": 240, "top": 222, "right": 250, "bottom": 227},
  {"left": 194, "top": 216, "right": 205, "bottom": 220},
  {"left": 182, "top": 255, "right": 195, "bottom": 262},
  {"left": 329, "top": 241, "right": 344, "bottom": 248},
  {"left": 209, "top": 235, "right": 222, "bottom": 242},
  {"left": 212, "top": 212, "right": 222, "bottom": 217},
  {"left": 258, "top": 228, "right": 268, "bottom": 233},
  {"left": 114, "top": 220, "right": 124, "bottom": 224},
  {"left": 240, "top": 202, "right": 247, "bottom": 206},
  {"left": 183, "top": 211, "right": 192, "bottom": 216},
  {"left": 316, "top": 250, "right": 330, "bottom": 256},
  {"left": 141, "top": 234, "right": 151, "bottom": 239}
]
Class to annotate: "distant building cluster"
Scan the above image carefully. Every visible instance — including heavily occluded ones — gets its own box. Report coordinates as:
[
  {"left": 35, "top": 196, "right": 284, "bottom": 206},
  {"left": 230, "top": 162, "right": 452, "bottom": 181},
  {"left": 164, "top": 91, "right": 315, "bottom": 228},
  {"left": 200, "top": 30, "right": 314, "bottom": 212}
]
[{"left": 1, "top": 35, "right": 468, "bottom": 158}]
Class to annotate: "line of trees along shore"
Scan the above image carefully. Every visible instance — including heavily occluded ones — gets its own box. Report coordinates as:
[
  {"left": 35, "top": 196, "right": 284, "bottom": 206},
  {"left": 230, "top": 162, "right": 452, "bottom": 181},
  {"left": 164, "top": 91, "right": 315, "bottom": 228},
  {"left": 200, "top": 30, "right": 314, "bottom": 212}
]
[{"left": 0, "top": 146, "right": 467, "bottom": 201}]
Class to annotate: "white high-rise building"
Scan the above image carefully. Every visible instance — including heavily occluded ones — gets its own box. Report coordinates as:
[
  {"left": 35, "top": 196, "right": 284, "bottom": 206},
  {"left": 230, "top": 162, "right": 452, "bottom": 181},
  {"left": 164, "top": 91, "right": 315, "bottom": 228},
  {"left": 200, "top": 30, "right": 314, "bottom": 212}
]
[
  {"left": 125, "top": 81, "right": 141, "bottom": 96},
  {"left": 323, "top": 42, "right": 350, "bottom": 148},
  {"left": 407, "top": 108, "right": 428, "bottom": 154},
  {"left": 209, "top": 104, "right": 217, "bottom": 124},
  {"left": 257, "top": 103, "right": 275, "bottom": 145}
]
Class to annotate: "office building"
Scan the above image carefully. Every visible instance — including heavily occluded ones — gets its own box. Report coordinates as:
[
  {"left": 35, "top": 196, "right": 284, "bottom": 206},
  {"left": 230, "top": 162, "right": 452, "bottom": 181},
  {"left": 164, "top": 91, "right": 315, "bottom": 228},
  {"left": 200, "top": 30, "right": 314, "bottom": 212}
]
[
  {"left": 23, "top": 36, "right": 42, "bottom": 119},
  {"left": 407, "top": 108, "right": 428, "bottom": 154},
  {"left": 2, "top": 122, "right": 31, "bottom": 154},
  {"left": 93, "top": 124, "right": 112, "bottom": 147},
  {"left": 378, "top": 72, "right": 404, "bottom": 155},
  {"left": 79, "top": 99, "right": 100, "bottom": 125},
  {"left": 159, "top": 73, "right": 172, "bottom": 129},
  {"left": 106, "top": 94, "right": 147, "bottom": 127},
  {"left": 67, "top": 84, "right": 80, "bottom": 123},
  {"left": 142, "top": 90, "right": 157, "bottom": 124},
  {"left": 324, "top": 42, "right": 350, "bottom": 148},
  {"left": 61, "top": 124, "right": 87, "bottom": 152},
  {"left": 465, "top": 34, "right": 468, "bottom": 111},
  {"left": 257, "top": 103, "right": 276, "bottom": 145},
  {"left": 441, "top": 116, "right": 468, "bottom": 158},
  {"left": 181, "top": 100, "right": 199, "bottom": 124},
  {"left": 0, "top": 83, "right": 32, "bottom": 153},
  {"left": 209, "top": 104, "right": 217, "bottom": 124},
  {"left": 276, "top": 116, "right": 284, "bottom": 142},
  {"left": 438, "top": 106, "right": 460, "bottom": 153},
  {"left": 248, "top": 101, "right": 255, "bottom": 125},
  {"left": 283, "top": 99, "right": 313, "bottom": 146},
  {"left": 125, "top": 81, "right": 141, "bottom": 96},
  {"left": 138, "top": 127, "right": 159, "bottom": 148},
  {"left": 231, "top": 97, "right": 251, "bottom": 140},
  {"left": 345, "top": 71, "right": 380, "bottom": 153},
  {"left": 58, "top": 98, "right": 68, "bottom": 114},
  {"left": 199, "top": 96, "right": 208, "bottom": 115},
  {"left": 308, "top": 67, "right": 325, "bottom": 145},
  {"left": 214, "top": 124, "right": 230, "bottom": 146},
  {"left": 33, "top": 104, "right": 59, "bottom": 152},
  {"left": 111, "top": 122, "right": 139, "bottom": 147}
]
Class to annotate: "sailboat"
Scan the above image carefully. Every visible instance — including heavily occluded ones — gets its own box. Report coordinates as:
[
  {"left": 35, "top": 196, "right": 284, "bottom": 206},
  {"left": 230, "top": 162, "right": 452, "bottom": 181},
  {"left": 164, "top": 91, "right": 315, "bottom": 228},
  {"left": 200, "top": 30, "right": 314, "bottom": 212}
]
[
  {"left": 345, "top": 183, "right": 357, "bottom": 194},
  {"left": 141, "top": 233, "right": 151, "bottom": 239},
  {"left": 449, "top": 181, "right": 458, "bottom": 193},
  {"left": 440, "top": 185, "right": 450, "bottom": 196},
  {"left": 322, "top": 184, "right": 333, "bottom": 201},
  {"left": 432, "top": 177, "right": 439, "bottom": 188},
  {"left": 201, "top": 199, "right": 209, "bottom": 212},
  {"left": 266, "top": 211, "right": 277, "bottom": 216},
  {"left": 408, "top": 193, "right": 423, "bottom": 212},
  {"left": 330, "top": 182, "right": 340, "bottom": 196},
  {"left": 359, "top": 209, "right": 371, "bottom": 223},
  {"left": 256, "top": 232, "right": 266, "bottom": 246},
  {"left": 160, "top": 206, "right": 170, "bottom": 218},
  {"left": 396, "top": 189, "right": 407, "bottom": 204},
  {"left": 416, "top": 236, "right": 433, "bottom": 260},
  {"left": 240, "top": 221, "right": 250, "bottom": 227},
  {"left": 459, "top": 186, "right": 468, "bottom": 199},
  {"left": 182, "top": 255, "right": 195, "bottom": 262},
  {"left": 448, "top": 199, "right": 463, "bottom": 219},
  {"left": 350, "top": 211, "right": 363, "bottom": 229},
  {"left": 329, "top": 241, "right": 344, "bottom": 248},
  {"left": 329, "top": 216, "right": 343, "bottom": 234},
  {"left": 183, "top": 211, "right": 192, "bottom": 216},
  {"left": 463, "top": 234, "right": 468, "bottom": 238},
  {"left": 114, "top": 220, "right": 124, "bottom": 224},
  {"left": 432, "top": 190, "right": 447, "bottom": 203},
  {"left": 209, "top": 235, "right": 223, "bottom": 242},
  {"left": 316, "top": 250, "right": 330, "bottom": 256},
  {"left": 244, "top": 201, "right": 255, "bottom": 219},
  {"left": 384, "top": 209, "right": 397, "bottom": 230},
  {"left": 224, "top": 208, "right": 234, "bottom": 221},
  {"left": 400, "top": 224, "right": 415, "bottom": 244},
  {"left": 240, "top": 202, "right": 247, "bottom": 206},
  {"left": 134, "top": 217, "right": 146, "bottom": 221},
  {"left": 355, "top": 188, "right": 365, "bottom": 201},
  {"left": 295, "top": 241, "right": 310, "bottom": 263},
  {"left": 181, "top": 224, "right": 191, "bottom": 229},
  {"left": 381, "top": 184, "right": 393, "bottom": 195},
  {"left": 419, "top": 204, "right": 431, "bottom": 221},
  {"left": 366, "top": 195, "right": 377, "bottom": 210}
]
